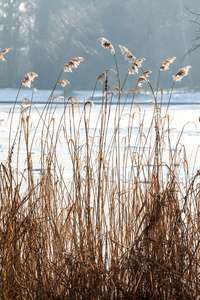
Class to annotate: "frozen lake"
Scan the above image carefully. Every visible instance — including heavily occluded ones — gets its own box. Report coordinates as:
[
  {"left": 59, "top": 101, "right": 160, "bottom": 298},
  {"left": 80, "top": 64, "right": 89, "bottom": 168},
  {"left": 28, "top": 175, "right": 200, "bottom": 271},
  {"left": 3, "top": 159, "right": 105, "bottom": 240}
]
[
  {"left": 0, "top": 88, "right": 200, "bottom": 105},
  {"left": 0, "top": 88, "right": 200, "bottom": 181}
]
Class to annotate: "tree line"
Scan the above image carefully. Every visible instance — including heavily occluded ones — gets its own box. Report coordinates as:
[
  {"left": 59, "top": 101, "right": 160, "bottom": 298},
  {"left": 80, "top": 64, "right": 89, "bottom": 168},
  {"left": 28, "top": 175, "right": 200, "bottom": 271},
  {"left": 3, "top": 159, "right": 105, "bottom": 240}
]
[{"left": 0, "top": 0, "right": 199, "bottom": 91}]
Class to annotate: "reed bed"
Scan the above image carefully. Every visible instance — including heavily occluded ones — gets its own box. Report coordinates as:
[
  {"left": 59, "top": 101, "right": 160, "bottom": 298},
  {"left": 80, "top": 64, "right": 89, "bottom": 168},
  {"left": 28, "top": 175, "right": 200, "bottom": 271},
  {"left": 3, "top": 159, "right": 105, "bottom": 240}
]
[{"left": 0, "top": 41, "right": 199, "bottom": 299}]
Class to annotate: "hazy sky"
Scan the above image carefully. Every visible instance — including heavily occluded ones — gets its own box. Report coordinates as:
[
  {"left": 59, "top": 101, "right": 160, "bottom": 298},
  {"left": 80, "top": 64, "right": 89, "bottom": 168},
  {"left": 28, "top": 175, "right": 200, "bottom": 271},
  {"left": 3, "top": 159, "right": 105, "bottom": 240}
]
[{"left": 0, "top": 0, "right": 199, "bottom": 90}]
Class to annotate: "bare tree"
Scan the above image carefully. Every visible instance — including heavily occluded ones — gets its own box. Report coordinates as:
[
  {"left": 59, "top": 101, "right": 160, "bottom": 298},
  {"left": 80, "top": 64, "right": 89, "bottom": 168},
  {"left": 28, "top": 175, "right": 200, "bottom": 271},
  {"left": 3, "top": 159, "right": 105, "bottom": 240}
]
[{"left": 186, "top": 8, "right": 200, "bottom": 55}]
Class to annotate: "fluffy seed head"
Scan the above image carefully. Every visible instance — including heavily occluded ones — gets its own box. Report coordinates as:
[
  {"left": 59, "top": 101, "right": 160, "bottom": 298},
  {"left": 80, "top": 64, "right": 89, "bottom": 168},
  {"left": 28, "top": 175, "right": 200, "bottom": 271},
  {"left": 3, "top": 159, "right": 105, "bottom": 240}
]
[
  {"left": 141, "top": 70, "right": 152, "bottom": 77},
  {"left": 160, "top": 57, "right": 176, "bottom": 71},
  {"left": 128, "top": 64, "right": 139, "bottom": 75},
  {"left": 119, "top": 45, "right": 136, "bottom": 60},
  {"left": 22, "top": 72, "right": 38, "bottom": 88},
  {"left": 0, "top": 55, "right": 5, "bottom": 62},
  {"left": 138, "top": 75, "right": 148, "bottom": 83},
  {"left": 99, "top": 38, "right": 115, "bottom": 55},
  {"left": 22, "top": 75, "right": 31, "bottom": 88},
  {"left": 173, "top": 66, "right": 191, "bottom": 82},
  {"left": 27, "top": 72, "right": 38, "bottom": 80},
  {"left": 132, "top": 58, "right": 146, "bottom": 68},
  {"left": 0, "top": 48, "right": 10, "bottom": 62},
  {"left": 0, "top": 48, "right": 10, "bottom": 55},
  {"left": 128, "top": 58, "right": 146, "bottom": 75},
  {"left": 57, "top": 79, "right": 70, "bottom": 87},
  {"left": 64, "top": 57, "right": 84, "bottom": 72}
]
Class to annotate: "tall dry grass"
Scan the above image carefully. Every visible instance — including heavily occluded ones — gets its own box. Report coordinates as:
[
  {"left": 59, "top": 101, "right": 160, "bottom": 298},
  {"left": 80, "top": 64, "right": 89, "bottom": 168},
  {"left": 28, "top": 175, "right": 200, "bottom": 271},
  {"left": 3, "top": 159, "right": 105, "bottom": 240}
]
[{"left": 0, "top": 41, "right": 199, "bottom": 299}]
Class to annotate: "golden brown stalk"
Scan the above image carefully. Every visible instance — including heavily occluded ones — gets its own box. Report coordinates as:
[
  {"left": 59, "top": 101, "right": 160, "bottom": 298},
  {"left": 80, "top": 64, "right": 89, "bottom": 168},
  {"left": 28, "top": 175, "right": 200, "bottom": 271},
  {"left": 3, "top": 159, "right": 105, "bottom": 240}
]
[{"left": 84, "top": 100, "right": 94, "bottom": 107}]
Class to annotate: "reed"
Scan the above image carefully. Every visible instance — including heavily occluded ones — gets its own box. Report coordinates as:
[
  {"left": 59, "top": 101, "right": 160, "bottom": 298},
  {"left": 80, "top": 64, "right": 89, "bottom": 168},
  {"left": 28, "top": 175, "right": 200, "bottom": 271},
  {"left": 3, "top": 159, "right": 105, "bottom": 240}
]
[{"left": 0, "top": 40, "right": 199, "bottom": 299}]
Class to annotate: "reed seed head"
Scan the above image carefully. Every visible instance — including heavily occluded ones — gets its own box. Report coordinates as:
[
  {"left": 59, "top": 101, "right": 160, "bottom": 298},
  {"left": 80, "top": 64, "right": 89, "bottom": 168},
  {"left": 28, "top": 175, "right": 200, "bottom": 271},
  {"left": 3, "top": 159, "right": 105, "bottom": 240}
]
[
  {"left": 173, "top": 66, "right": 191, "bottom": 82},
  {"left": 64, "top": 57, "right": 84, "bottom": 72},
  {"left": 128, "top": 64, "right": 138, "bottom": 75},
  {"left": 141, "top": 70, "right": 152, "bottom": 77},
  {"left": 0, "top": 55, "right": 5, "bottom": 61},
  {"left": 57, "top": 79, "right": 70, "bottom": 87},
  {"left": 137, "top": 71, "right": 151, "bottom": 87},
  {"left": 22, "top": 75, "right": 31, "bottom": 88},
  {"left": 0, "top": 48, "right": 10, "bottom": 55},
  {"left": 119, "top": 45, "right": 136, "bottom": 60},
  {"left": 137, "top": 75, "right": 148, "bottom": 87},
  {"left": 132, "top": 58, "right": 146, "bottom": 67},
  {"left": 0, "top": 48, "right": 10, "bottom": 61},
  {"left": 128, "top": 58, "right": 145, "bottom": 75},
  {"left": 22, "top": 72, "right": 38, "bottom": 88},
  {"left": 99, "top": 38, "right": 115, "bottom": 55},
  {"left": 27, "top": 72, "right": 38, "bottom": 80},
  {"left": 160, "top": 57, "right": 176, "bottom": 71}
]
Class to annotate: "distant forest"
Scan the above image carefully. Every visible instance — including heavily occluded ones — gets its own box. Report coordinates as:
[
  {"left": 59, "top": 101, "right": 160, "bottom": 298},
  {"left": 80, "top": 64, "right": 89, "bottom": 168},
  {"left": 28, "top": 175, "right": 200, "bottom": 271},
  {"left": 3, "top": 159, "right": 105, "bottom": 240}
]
[{"left": 0, "top": 0, "right": 199, "bottom": 91}]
